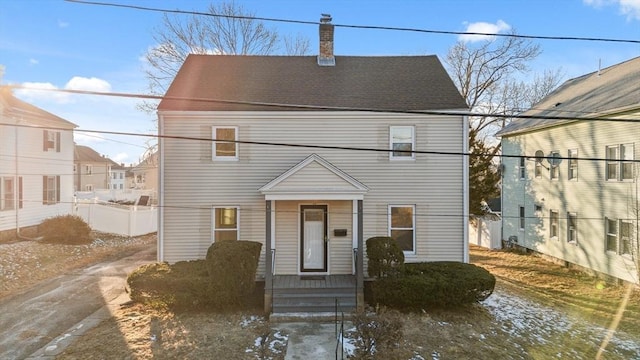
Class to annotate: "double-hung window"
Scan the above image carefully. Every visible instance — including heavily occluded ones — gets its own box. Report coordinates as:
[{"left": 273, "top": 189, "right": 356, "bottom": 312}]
[
  {"left": 519, "top": 157, "right": 526, "bottom": 180},
  {"left": 607, "top": 144, "right": 634, "bottom": 181},
  {"left": 212, "top": 127, "right": 238, "bottom": 161},
  {"left": 389, "top": 126, "right": 415, "bottom": 160},
  {"left": 568, "top": 149, "right": 578, "bottom": 180},
  {"left": 567, "top": 213, "right": 577, "bottom": 244},
  {"left": 43, "top": 175, "right": 60, "bottom": 205},
  {"left": 213, "top": 207, "right": 239, "bottom": 241},
  {"left": 1, "top": 177, "right": 20, "bottom": 211},
  {"left": 389, "top": 205, "right": 415, "bottom": 253},
  {"left": 43, "top": 130, "right": 60, "bottom": 152},
  {"left": 85, "top": 165, "right": 93, "bottom": 175},
  {"left": 549, "top": 151, "right": 560, "bottom": 180},
  {"left": 620, "top": 220, "right": 632, "bottom": 256},
  {"left": 605, "top": 218, "right": 618, "bottom": 252},
  {"left": 549, "top": 210, "right": 559, "bottom": 239},
  {"left": 606, "top": 218, "right": 634, "bottom": 255},
  {"left": 519, "top": 206, "right": 525, "bottom": 230}
]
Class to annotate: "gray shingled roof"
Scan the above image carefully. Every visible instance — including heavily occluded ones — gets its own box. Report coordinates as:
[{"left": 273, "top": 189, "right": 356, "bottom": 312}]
[
  {"left": 496, "top": 56, "right": 640, "bottom": 137},
  {"left": 158, "top": 55, "right": 468, "bottom": 112},
  {"left": 74, "top": 144, "right": 118, "bottom": 165},
  {"left": 0, "top": 87, "right": 76, "bottom": 128}
]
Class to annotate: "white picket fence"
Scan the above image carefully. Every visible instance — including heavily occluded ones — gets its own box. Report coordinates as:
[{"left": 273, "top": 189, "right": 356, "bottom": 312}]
[{"left": 74, "top": 199, "right": 157, "bottom": 237}]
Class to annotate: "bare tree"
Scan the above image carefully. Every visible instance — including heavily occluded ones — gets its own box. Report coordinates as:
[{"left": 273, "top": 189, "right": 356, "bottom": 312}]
[{"left": 445, "top": 31, "right": 563, "bottom": 214}]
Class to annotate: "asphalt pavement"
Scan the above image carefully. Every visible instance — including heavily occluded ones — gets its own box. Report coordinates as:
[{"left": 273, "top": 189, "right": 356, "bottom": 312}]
[{"left": 0, "top": 245, "right": 156, "bottom": 359}]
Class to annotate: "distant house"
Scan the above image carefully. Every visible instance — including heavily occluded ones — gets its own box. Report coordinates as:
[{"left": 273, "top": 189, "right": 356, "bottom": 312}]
[
  {"left": 0, "top": 88, "right": 76, "bottom": 238},
  {"left": 73, "top": 145, "right": 119, "bottom": 191},
  {"left": 109, "top": 163, "right": 127, "bottom": 191},
  {"left": 497, "top": 57, "right": 640, "bottom": 284},
  {"left": 131, "top": 151, "right": 158, "bottom": 191},
  {"left": 157, "top": 16, "right": 469, "bottom": 313}
]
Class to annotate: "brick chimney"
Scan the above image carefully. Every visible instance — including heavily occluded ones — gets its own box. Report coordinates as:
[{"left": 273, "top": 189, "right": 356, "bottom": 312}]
[{"left": 318, "top": 14, "right": 335, "bottom": 66}]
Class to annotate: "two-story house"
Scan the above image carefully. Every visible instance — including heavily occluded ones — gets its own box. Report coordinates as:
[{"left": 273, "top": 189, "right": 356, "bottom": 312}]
[
  {"left": 0, "top": 88, "right": 76, "bottom": 239},
  {"left": 109, "top": 163, "right": 127, "bottom": 191},
  {"left": 497, "top": 56, "right": 639, "bottom": 284},
  {"left": 73, "top": 144, "right": 119, "bottom": 191},
  {"left": 157, "top": 16, "right": 469, "bottom": 313},
  {"left": 131, "top": 151, "right": 158, "bottom": 191}
]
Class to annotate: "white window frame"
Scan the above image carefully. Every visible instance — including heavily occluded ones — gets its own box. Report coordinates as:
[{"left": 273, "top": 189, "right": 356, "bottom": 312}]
[
  {"left": 85, "top": 165, "right": 93, "bottom": 175},
  {"left": 518, "top": 157, "right": 526, "bottom": 180},
  {"left": 1, "top": 177, "right": 15, "bottom": 211},
  {"left": 212, "top": 126, "right": 239, "bottom": 161},
  {"left": 549, "top": 151, "right": 560, "bottom": 180},
  {"left": 620, "top": 143, "right": 634, "bottom": 181},
  {"left": 519, "top": 206, "right": 525, "bottom": 230},
  {"left": 534, "top": 160, "right": 542, "bottom": 178},
  {"left": 550, "top": 210, "right": 559, "bottom": 239},
  {"left": 43, "top": 175, "right": 59, "bottom": 205},
  {"left": 568, "top": 149, "right": 578, "bottom": 181},
  {"left": 567, "top": 212, "right": 577, "bottom": 244},
  {"left": 212, "top": 206, "right": 240, "bottom": 242},
  {"left": 43, "top": 130, "right": 60, "bottom": 152},
  {"left": 389, "top": 126, "right": 415, "bottom": 160},
  {"left": 388, "top": 204, "right": 416, "bottom": 254},
  {"left": 605, "top": 218, "right": 618, "bottom": 253},
  {"left": 605, "top": 144, "right": 634, "bottom": 181},
  {"left": 620, "top": 220, "right": 633, "bottom": 256}
]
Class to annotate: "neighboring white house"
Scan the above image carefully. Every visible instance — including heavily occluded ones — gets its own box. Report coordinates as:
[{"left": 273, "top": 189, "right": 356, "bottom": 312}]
[
  {"left": 131, "top": 151, "right": 158, "bottom": 191},
  {"left": 109, "top": 163, "right": 127, "bottom": 191},
  {"left": 496, "top": 56, "right": 640, "bottom": 284},
  {"left": 0, "top": 88, "right": 76, "bottom": 237},
  {"left": 157, "top": 16, "right": 469, "bottom": 313}
]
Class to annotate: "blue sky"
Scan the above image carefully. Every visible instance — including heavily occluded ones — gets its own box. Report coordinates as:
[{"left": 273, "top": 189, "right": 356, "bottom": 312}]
[{"left": 1, "top": 0, "right": 639, "bottom": 164}]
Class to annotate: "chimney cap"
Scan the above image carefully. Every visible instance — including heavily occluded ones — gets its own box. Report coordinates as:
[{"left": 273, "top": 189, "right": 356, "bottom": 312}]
[{"left": 320, "top": 14, "right": 332, "bottom": 23}]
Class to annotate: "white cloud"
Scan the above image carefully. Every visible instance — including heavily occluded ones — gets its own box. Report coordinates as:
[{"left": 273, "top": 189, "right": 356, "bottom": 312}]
[
  {"left": 584, "top": 0, "right": 640, "bottom": 20},
  {"left": 16, "top": 82, "right": 71, "bottom": 103},
  {"left": 74, "top": 132, "right": 106, "bottom": 144},
  {"left": 65, "top": 76, "right": 112, "bottom": 92},
  {"left": 29, "top": 58, "right": 39, "bottom": 65},
  {"left": 58, "top": 20, "right": 69, "bottom": 28},
  {"left": 112, "top": 152, "right": 129, "bottom": 163},
  {"left": 459, "top": 20, "right": 511, "bottom": 42}
]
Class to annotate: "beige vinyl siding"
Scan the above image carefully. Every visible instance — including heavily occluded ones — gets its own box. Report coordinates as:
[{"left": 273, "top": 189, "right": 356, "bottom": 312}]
[
  {"left": 160, "top": 111, "right": 466, "bottom": 273},
  {"left": 501, "top": 116, "right": 639, "bottom": 283}
]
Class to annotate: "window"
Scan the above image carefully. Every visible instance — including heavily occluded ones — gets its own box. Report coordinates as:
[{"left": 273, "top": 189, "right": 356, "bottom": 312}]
[
  {"left": 389, "top": 126, "right": 415, "bottom": 160},
  {"left": 607, "top": 144, "right": 634, "bottom": 181},
  {"left": 550, "top": 210, "right": 559, "bottom": 239},
  {"left": 43, "top": 175, "right": 60, "bottom": 205},
  {"left": 112, "top": 172, "right": 117, "bottom": 179},
  {"left": 389, "top": 205, "right": 415, "bottom": 253},
  {"left": 518, "top": 157, "right": 526, "bottom": 180},
  {"left": 119, "top": 173, "right": 123, "bottom": 179},
  {"left": 534, "top": 160, "right": 542, "bottom": 178},
  {"left": 85, "top": 165, "right": 93, "bottom": 175},
  {"left": 213, "top": 207, "right": 238, "bottom": 241},
  {"left": 119, "top": 184, "right": 123, "bottom": 190},
  {"left": 519, "top": 206, "right": 525, "bottom": 230},
  {"left": 85, "top": 184, "right": 93, "bottom": 191},
  {"left": 605, "top": 218, "right": 618, "bottom": 252},
  {"left": 43, "top": 130, "right": 60, "bottom": 152},
  {"left": 567, "top": 213, "right": 577, "bottom": 244},
  {"left": 550, "top": 151, "right": 560, "bottom": 180},
  {"left": 1, "top": 177, "right": 15, "bottom": 210},
  {"left": 620, "top": 221, "right": 632, "bottom": 255},
  {"left": 212, "top": 127, "right": 238, "bottom": 160},
  {"left": 568, "top": 149, "right": 578, "bottom": 180},
  {"left": 73, "top": 164, "right": 77, "bottom": 173}
]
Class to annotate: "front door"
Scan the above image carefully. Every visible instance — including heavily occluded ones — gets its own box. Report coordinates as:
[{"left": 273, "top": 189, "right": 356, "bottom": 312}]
[{"left": 300, "top": 205, "right": 328, "bottom": 272}]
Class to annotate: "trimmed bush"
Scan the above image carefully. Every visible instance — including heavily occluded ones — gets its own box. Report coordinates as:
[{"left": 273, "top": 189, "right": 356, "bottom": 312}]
[
  {"left": 372, "top": 261, "right": 495, "bottom": 310},
  {"left": 39, "top": 215, "right": 92, "bottom": 244},
  {"left": 127, "top": 260, "right": 211, "bottom": 309},
  {"left": 366, "top": 236, "right": 404, "bottom": 278},
  {"left": 206, "top": 240, "right": 262, "bottom": 309}
]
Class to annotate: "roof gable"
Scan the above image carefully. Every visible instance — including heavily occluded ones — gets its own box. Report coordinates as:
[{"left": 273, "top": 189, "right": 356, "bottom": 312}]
[
  {"left": 74, "top": 145, "right": 118, "bottom": 165},
  {"left": 259, "top": 154, "right": 368, "bottom": 200},
  {"left": 0, "top": 88, "right": 77, "bottom": 129},
  {"left": 158, "top": 55, "right": 468, "bottom": 112}
]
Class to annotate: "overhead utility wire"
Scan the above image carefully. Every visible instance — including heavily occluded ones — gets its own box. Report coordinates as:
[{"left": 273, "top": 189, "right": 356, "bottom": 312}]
[
  {"left": 5, "top": 85, "right": 640, "bottom": 124},
  {"left": 65, "top": 0, "right": 640, "bottom": 45}
]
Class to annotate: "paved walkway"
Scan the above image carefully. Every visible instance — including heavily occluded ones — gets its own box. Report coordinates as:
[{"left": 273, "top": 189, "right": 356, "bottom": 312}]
[{"left": 279, "top": 322, "right": 342, "bottom": 360}]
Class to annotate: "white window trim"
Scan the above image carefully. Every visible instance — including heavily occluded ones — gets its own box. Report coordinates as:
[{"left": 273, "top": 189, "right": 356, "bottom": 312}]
[
  {"left": 549, "top": 151, "right": 560, "bottom": 180},
  {"left": 388, "top": 204, "right": 416, "bottom": 255},
  {"left": 568, "top": 149, "right": 578, "bottom": 181},
  {"left": 619, "top": 220, "right": 633, "bottom": 257},
  {"left": 212, "top": 126, "right": 239, "bottom": 161},
  {"left": 567, "top": 212, "right": 578, "bottom": 244},
  {"left": 1, "top": 177, "right": 15, "bottom": 211},
  {"left": 519, "top": 206, "right": 525, "bottom": 231},
  {"left": 85, "top": 165, "right": 93, "bottom": 175},
  {"left": 549, "top": 210, "right": 559, "bottom": 240},
  {"left": 519, "top": 157, "right": 526, "bottom": 180},
  {"left": 605, "top": 217, "right": 618, "bottom": 254},
  {"left": 212, "top": 206, "right": 240, "bottom": 242},
  {"left": 389, "top": 126, "right": 415, "bottom": 160},
  {"left": 620, "top": 143, "right": 634, "bottom": 182}
]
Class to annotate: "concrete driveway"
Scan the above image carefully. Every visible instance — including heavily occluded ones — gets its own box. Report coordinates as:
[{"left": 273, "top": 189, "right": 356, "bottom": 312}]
[{"left": 0, "top": 245, "right": 155, "bottom": 359}]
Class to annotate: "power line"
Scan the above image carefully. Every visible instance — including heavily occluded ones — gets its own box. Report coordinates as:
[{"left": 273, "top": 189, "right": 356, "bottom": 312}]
[{"left": 65, "top": 0, "right": 640, "bottom": 45}]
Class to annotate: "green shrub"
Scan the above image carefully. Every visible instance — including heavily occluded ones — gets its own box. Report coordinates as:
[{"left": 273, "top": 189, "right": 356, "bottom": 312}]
[
  {"left": 39, "top": 215, "right": 92, "bottom": 244},
  {"left": 206, "top": 240, "right": 262, "bottom": 309},
  {"left": 366, "top": 236, "right": 404, "bottom": 278},
  {"left": 372, "top": 262, "right": 495, "bottom": 310},
  {"left": 127, "top": 260, "right": 211, "bottom": 309}
]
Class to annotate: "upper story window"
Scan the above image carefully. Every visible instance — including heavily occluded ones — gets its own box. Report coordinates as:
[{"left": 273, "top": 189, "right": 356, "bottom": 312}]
[
  {"left": 518, "top": 157, "right": 526, "bottom": 180},
  {"left": 43, "top": 130, "right": 60, "bottom": 152},
  {"left": 567, "top": 212, "right": 577, "bottom": 244},
  {"left": 607, "top": 144, "right": 634, "bottom": 181},
  {"left": 43, "top": 175, "right": 60, "bottom": 205},
  {"left": 85, "top": 165, "right": 93, "bottom": 175},
  {"left": 389, "top": 205, "right": 416, "bottom": 254},
  {"left": 519, "top": 206, "right": 525, "bottom": 230},
  {"left": 534, "top": 159, "right": 542, "bottom": 178},
  {"left": 549, "top": 210, "right": 559, "bottom": 239},
  {"left": 549, "top": 151, "right": 560, "bottom": 180},
  {"left": 212, "top": 126, "right": 238, "bottom": 161},
  {"left": 389, "top": 126, "right": 415, "bottom": 160},
  {"left": 568, "top": 149, "right": 578, "bottom": 180},
  {"left": 213, "top": 207, "right": 239, "bottom": 241}
]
